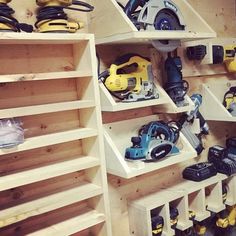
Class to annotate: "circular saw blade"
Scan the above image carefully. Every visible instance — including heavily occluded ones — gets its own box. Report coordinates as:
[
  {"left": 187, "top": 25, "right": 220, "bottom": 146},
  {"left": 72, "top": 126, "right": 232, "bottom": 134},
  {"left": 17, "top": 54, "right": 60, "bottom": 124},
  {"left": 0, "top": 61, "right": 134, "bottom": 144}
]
[{"left": 154, "top": 9, "right": 184, "bottom": 31}]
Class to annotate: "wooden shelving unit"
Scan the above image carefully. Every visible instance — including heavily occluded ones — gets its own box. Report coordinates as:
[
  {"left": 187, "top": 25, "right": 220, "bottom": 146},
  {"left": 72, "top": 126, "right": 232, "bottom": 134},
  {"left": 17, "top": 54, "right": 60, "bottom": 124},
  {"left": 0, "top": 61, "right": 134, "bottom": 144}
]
[
  {"left": 200, "top": 81, "right": 236, "bottom": 122},
  {"left": 103, "top": 115, "right": 197, "bottom": 178},
  {"left": 128, "top": 174, "right": 236, "bottom": 236},
  {"left": 89, "top": 0, "right": 216, "bottom": 45},
  {"left": 0, "top": 33, "right": 111, "bottom": 235}
]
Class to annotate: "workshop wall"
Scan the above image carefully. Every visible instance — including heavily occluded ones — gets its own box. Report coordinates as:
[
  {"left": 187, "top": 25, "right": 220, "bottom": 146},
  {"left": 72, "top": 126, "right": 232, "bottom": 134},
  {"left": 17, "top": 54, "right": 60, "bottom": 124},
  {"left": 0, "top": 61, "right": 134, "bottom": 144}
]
[{"left": 100, "top": 1, "right": 236, "bottom": 235}]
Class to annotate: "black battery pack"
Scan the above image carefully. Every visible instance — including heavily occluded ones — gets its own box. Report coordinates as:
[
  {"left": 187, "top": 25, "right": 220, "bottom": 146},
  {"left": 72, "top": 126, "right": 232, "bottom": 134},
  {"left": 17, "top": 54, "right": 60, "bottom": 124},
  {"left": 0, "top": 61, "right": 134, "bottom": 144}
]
[{"left": 182, "top": 162, "right": 217, "bottom": 182}]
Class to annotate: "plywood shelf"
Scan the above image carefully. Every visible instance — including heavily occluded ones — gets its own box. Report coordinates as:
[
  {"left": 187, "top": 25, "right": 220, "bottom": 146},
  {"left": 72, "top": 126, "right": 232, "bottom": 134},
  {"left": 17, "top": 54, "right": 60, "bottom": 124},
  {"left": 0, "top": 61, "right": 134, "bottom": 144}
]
[
  {"left": 99, "top": 83, "right": 169, "bottom": 112},
  {"left": 0, "top": 128, "right": 98, "bottom": 156},
  {"left": 103, "top": 115, "right": 197, "bottom": 178},
  {"left": 28, "top": 209, "right": 106, "bottom": 236},
  {"left": 0, "top": 183, "right": 103, "bottom": 228},
  {"left": 0, "top": 32, "right": 94, "bottom": 44},
  {"left": 95, "top": 31, "right": 216, "bottom": 45},
  {"left": 90, "top": 0, "right": 216, "bottom": 45},
  {"left": 0, "top": 71, "right": 92, "bottom": 83},
  {"left": 128, "top": 173, "right": 230, "bottom": 236},
  {"left": 0, "top": 156, "right": 100, "bottom": 191},
  {"left": 200, "top": 81, "right": 236, "bottom": 122},
  {"left": 0, "top": 100, "right": 95, "bottom": 118}
]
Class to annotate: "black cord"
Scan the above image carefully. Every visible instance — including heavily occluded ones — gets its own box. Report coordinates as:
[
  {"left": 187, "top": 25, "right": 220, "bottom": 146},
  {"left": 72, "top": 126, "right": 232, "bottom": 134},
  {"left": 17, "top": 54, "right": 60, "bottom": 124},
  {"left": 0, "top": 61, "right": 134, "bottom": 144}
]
[
  {"left": 0, "top": 3, "right": 33, "bottom": 32},
  {"left": 35, "top": 0, "right": 94, "bottom": 28}
]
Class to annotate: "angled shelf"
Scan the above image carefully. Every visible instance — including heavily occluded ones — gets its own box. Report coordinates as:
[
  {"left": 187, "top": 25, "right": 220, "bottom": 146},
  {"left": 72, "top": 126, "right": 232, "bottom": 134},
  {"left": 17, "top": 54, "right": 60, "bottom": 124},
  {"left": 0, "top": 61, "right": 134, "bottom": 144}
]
[
  {"left": 100, "top": 82, "right": 194, "bottom": 113},
  {"left": 0, "top": 156, "right": 100, "bottom": 191},
  {"left": 90, "top": 0, "right": 216, "bottom": 45},
  {"left": 99, "top": 82, "right": 169, "bottom": 112},
  {"left": 200, "top": 81, "right": 236, "bottom": 122},
  {"left": 103, "top": 115, "right": 197, "bottom": 178},
  {"left": 128, "top": 173, "right": 229, "bottom": 236},
  {"left": 28, "top": 209, "right": 106, "bottom": 236},
  {"left": 0, "top": 182, "right": 103, "bottom": 228}
]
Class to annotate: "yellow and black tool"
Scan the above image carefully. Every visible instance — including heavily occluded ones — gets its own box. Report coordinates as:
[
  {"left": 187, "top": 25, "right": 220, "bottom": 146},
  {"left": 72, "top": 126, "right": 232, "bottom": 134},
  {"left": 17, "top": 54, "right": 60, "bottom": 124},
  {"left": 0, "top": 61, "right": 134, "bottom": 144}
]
[
  {"left": 151, "top": 215, "right": 164, "bottom": 236},
  {"left": 223, "top": 86, "right": 236, "bottom": 116},
  {"left": 35, "top": 0, "right": 94, "bottom": 33},
  {"left": 99, "top": 54, "right": 159, "bottom": 102},
  {"left": 0, "top": 0, "right": 33, "bottom": 32},
  {"left": 213, "top": 45, "right": 236, "bottom": 72}
]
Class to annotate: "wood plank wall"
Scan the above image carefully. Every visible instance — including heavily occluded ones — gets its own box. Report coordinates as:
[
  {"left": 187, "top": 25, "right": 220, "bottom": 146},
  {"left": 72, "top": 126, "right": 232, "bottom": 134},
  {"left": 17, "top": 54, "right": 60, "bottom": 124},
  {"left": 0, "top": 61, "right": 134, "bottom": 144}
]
[{"left": 3, "top": 1, "right": 236, "bottom": 235}]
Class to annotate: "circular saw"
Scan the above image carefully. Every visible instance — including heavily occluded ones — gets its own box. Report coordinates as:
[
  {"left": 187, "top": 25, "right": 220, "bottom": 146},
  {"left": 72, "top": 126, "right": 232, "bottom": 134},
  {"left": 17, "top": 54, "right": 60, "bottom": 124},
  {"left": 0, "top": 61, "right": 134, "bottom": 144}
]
[
  {"left": 138, "top": 0, "right": 185, "bottom": 52},
  {"left": 121, "top": 0, "right": 185, "bottom": 52}
]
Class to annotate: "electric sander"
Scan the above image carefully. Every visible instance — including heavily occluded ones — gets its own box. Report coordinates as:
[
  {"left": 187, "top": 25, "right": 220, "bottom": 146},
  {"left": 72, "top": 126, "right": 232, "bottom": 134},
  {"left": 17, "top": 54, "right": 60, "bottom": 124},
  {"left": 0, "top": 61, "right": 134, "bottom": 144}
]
[
  {"left": 0, "top": 0, "right": 33, "bottom": 32},
  {"left": 35, "top": 0, "right": 94, "bottom": 33}
]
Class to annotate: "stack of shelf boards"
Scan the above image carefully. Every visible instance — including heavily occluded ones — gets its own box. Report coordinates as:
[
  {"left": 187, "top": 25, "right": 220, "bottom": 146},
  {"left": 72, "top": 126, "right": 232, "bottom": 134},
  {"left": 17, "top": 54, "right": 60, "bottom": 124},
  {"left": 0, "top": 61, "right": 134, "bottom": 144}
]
[
  {"left": 0, "top": 33, "right": 111, "bottom": 236},
  {"left": 128, "top": 174, "right": 236, "bottom": 236},
  {"left": 103, "top": 115, "right": 197, "bottom": 178},
  {"left": 200, "top": 80, "right": 236, "bottom": 122},
  {"left": 89, "top": 0, "right": 216, "bottom": 45}
]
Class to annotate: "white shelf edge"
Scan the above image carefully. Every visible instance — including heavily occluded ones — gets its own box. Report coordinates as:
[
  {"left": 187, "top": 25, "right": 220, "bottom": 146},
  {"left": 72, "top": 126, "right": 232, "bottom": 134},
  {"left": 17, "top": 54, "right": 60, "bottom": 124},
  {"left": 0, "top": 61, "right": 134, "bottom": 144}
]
[
  {"left": 0, "top": 71, "right": 92, "bottom": 83},
  {"left": 0, "top": 100, "right": 95, "bottom": 119},
  {"left": 194, "top": 211, "right": 211, "bottom": 222},
  {"left": 0, "top": 183, "right": 103, "bottom": 228},
  {"left": 200, "top": 83, "right": 236, "bottom": 122},
  {"left": 176, "top": 220, "right": 193, "bottom": 231},
  {"left": 0, "top": 156, "right": 100, "bottom": 191},
  {"left": 0, "top": 128, "right": 98, "bottom": 156},
  {"left": 28, "top": 209, "right": 106, "bottom": 236},
  {"left": 207, "top": 204, "right": 225, "bottom": 213}
]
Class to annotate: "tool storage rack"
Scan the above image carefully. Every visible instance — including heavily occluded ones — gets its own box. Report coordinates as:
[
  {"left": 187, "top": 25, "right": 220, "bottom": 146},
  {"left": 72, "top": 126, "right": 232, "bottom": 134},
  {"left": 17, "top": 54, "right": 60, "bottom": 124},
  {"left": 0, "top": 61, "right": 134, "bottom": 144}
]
[
  {"left": 89, "top": 0, "right": 216, "bottom": 44},
  {"left": 0, "top": 32, "right": 111, "bottom": 236},
  {"left": 89, "top": 0, "right": 217, "bottom": 113},
  {"left": 103, "top": 115, "right": 197, "bottom": 178},
  {"left": 128, "top": 174, "right": 236, "bottom": 236}
]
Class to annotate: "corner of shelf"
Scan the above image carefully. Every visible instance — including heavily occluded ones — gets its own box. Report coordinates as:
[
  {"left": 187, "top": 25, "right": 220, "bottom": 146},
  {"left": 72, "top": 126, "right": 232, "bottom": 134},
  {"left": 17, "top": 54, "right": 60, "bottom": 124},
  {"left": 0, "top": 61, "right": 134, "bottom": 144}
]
[{"left": 200, "top": 82, "right": 236, "bottom": 122}]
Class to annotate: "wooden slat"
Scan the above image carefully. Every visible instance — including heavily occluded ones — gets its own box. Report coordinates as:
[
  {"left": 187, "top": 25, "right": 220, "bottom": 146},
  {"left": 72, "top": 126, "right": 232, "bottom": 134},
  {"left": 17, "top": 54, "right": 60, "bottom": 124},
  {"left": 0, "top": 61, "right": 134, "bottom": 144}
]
[
  {"left": 0, "top": 183, "right": 103, "bottom": 228},
  {"left": 0, "top": 100, "right": 95, "bottom": 118},
  {"left": 0, "top": 156, "right": 99, "bottom": 191},
  {"left": 28, "top": 209, "right": 105, "bottom": 236},
  {"left": 0, "top": 32, "right": 93, "bottom": 44},
  {"left": 0, "top": 71, "right": 92, "bottom": 83},
  {"left": 0, "top": 128, "right": 98, "bottom": 156}
]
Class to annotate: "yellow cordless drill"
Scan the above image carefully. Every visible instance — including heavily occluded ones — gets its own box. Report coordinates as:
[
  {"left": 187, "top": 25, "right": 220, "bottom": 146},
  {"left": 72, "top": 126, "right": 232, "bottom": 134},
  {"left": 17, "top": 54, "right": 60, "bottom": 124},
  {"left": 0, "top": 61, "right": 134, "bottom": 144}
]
[
  {"left": 213, "top": 45, "right": 236, "bottom": 72},
  {"left": 35, "top": 0, "right": 94, "bottom": 33},
  {"left": 0, "top": 0, "right": 33, "bottom": 32}
]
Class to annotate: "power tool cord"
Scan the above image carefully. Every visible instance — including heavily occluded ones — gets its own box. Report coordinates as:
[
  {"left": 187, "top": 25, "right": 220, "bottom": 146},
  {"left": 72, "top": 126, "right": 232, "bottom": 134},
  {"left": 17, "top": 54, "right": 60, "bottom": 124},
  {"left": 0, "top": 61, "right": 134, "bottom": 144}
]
[
  {"left": 35, "top": 0, "right": 94, "bottom": 28},
  {"left": 0, "top": 3, "right": 33, "bottom": 32}
]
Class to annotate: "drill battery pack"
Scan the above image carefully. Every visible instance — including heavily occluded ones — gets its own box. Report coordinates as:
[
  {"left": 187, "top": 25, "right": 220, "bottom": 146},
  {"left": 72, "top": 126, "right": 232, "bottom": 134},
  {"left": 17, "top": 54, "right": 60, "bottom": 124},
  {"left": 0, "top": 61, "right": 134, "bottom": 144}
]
[
  {"left": 208, "top": 145, "right": 236, "bottom": 176},
  {"left": 182, "top": 162, "right": 217, "bottom": 182}
]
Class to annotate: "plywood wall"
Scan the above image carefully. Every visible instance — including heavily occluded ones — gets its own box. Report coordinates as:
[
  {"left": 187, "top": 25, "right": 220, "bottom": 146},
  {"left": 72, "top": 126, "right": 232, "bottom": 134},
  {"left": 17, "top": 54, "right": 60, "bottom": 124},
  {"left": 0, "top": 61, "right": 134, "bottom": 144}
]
[{"left": 101, "top": 1, "right": 236, "bottom": 235}]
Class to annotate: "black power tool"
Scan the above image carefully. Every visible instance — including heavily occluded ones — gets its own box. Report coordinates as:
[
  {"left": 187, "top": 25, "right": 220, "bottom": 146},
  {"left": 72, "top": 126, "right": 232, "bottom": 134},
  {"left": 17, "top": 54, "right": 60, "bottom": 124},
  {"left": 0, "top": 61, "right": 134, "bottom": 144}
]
[{"left": 164, "top": 52, "right": 189, "bottom": 107}]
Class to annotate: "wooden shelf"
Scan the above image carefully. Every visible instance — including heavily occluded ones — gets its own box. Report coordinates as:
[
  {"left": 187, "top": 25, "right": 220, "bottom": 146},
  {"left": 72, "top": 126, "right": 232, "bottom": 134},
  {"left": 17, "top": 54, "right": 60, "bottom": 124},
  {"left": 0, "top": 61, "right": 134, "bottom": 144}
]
[
  {"left": 128, "top": 173, "right": 229, "bottom": 236},
  {"left": 90, "top": 0, "right": 216, "bottom": 45},
  {"left": 0, "top": 182, "right": 103, "bottom": 228},
  {"left": 0, "top": 32, "right": 94, "bottom": 44},
  {"left": 0, "top": 128, "right": 98, "bottom": 156},
  {"left": 0, "top": 71, "right": 92, "bottom": 83},
  {"left": 200, "top": 81, "right": 236, "bottom": 122},
  {"left": 28, "top": 209, "right": 106, "bottom": 236},
  {"left": 99, "top": 83, "right": 169, "bottom": 112},
  {"left": 0, "top": 156, "right": 100, "bottom": 191},
  {"left": 0, "top": 32, "right": 112, "bottom": 235},
  {"left": 103, "top": 115, "right": 197, "bottom": 178},
  {"left": 0, "top": 100, "right": 95, "bottom": 118}
]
